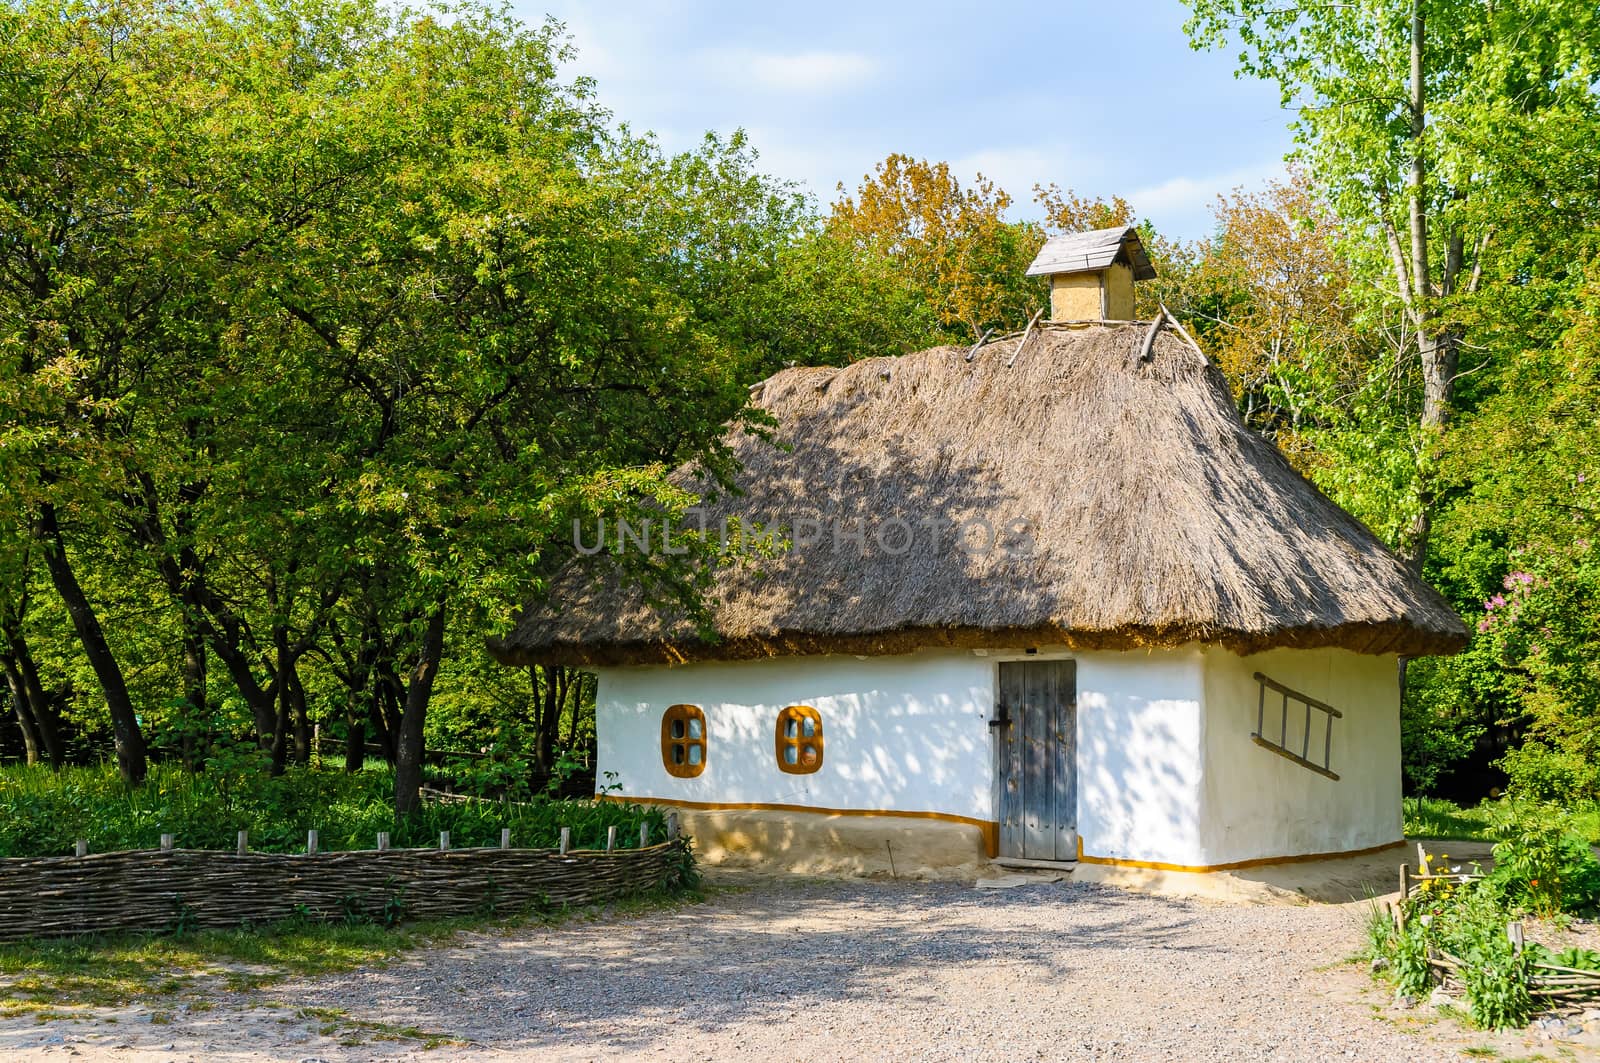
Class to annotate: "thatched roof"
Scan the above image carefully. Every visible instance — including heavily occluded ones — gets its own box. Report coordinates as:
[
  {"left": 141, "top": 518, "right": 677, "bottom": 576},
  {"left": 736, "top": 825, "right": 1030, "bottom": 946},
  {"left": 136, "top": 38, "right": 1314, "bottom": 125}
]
[
  {"left": 1027, "top": 225, "right": 1157, "bottom": 280},
  {"left": 493, "top": 322, "right": 1467, "bottom": 668}
]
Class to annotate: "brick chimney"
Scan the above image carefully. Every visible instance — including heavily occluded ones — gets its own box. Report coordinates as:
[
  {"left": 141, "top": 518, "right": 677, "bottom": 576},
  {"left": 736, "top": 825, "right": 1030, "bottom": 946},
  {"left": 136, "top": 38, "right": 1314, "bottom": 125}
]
[{"left": 1025, "top": 225, "right": 1156, "bottom": 321}]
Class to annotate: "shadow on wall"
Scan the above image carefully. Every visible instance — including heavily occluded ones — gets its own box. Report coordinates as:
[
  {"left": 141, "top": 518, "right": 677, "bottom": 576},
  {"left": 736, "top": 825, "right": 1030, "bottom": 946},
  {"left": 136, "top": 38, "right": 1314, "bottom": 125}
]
[{"left": 1078, "top": 675, "right": 1201, "bottom": 863}]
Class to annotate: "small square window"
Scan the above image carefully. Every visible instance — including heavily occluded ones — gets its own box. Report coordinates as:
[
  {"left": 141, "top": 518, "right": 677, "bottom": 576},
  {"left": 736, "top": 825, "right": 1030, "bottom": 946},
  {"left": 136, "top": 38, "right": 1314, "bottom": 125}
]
[
  {"left": 775, "top": 705, "right": 823, "bottom": 775},
  {"left": 661, "top": 705, "right": 707, "bottom": 778}
]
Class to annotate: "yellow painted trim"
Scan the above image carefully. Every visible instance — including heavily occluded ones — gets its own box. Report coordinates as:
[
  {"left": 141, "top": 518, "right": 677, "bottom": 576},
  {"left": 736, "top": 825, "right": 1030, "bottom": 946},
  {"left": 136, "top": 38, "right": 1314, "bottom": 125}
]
[
  {"left": 1075, "top": 838, "right": 1406, "bottom": 874},
  {"left": 596, "top": 794, "right": 1000, "bottom": 858}
]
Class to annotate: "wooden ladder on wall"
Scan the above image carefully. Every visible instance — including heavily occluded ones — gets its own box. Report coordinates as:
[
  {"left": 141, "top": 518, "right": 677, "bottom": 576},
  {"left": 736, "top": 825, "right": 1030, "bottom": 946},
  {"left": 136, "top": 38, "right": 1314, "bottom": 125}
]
[{"left": 1250, "top": 672, "right": 1342, "bottom": 781}]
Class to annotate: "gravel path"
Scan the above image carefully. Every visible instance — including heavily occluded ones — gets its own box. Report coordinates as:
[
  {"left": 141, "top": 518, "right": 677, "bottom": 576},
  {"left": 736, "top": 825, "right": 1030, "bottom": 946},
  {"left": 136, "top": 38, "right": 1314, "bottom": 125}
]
[{"left": 0, "top": 874, "right": 1590, "bottom": 1062}]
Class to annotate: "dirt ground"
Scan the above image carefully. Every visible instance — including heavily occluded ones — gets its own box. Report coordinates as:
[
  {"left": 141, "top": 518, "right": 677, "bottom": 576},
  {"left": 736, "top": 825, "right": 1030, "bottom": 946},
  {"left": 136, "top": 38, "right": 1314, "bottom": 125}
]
[{"left": 1, "top": 870, "right": 1596, "bottom": 1062}]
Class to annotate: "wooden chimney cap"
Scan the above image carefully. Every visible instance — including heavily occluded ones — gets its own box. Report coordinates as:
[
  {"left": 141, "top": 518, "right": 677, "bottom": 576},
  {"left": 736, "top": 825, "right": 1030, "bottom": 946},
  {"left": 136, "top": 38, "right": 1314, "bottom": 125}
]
[{"left": 1025, "top": 225, "right": 1156, "bottom": 281}]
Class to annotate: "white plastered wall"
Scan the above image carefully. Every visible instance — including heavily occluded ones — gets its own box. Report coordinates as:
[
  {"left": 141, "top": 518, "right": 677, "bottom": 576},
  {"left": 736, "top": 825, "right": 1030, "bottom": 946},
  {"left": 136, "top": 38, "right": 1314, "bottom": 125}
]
[
  {"left": 1197, "top": 646, "right": 1403, "bottom": 865},
  {"left": 1074, "top": 648, "right": 1206, "bottom": 865},
  {"left": 595, "top": 651, "right": 995, "bottom": 820},
  {"left": 593, "top": 643, "right": 1402, "bottom": 869}
]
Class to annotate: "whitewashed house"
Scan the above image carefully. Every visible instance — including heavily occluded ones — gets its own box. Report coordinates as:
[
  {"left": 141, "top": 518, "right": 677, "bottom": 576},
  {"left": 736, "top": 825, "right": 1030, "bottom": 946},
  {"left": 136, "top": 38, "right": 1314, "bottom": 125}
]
[{"left": 493, "top": 227, "right": 1467, "bottom": 876}]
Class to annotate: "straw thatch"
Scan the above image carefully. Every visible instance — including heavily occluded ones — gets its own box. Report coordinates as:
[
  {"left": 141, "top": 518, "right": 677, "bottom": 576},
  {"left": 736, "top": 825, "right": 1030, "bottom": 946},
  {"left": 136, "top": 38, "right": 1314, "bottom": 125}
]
[{"left": 494, "top": 322, "right": 1467, "bottom": 667}]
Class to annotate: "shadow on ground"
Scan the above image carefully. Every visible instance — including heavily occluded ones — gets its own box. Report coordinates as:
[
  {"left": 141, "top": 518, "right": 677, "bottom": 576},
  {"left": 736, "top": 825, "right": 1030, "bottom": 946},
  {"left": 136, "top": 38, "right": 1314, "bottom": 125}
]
[{"left": 283, "top": 878, "right": 1257, "bottom": 1057}]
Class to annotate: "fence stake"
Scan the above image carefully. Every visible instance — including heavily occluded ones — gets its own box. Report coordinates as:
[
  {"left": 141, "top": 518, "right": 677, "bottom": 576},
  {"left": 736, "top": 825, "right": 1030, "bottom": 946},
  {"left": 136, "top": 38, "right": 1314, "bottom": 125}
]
[
  {"left": 160, "top": 834, "right": 175, "bottom": 852},
  {"left": 500, "top": 827, "right": 512, "bottom": 850},
  {"left": 667, "top": 812, "right": 680, "bottom": 841},
  {"left": 237, "top": 830, "right": 248, "bottom": 856},
  {"left": 1508, "top": 921, "right": 1525, "bottom": 955},
  {"left": 74, "top": 839, "right": 87, "bottom": 858},
  {"left": 439, "top": 830, "right": 450, "bottom": 851},
  {"left": 559, "top": 827, "right": 570, "bottom": 855},
  {"left": 606, "top": 825, "right": 617, "bottom": 852},
  {"left": 377, "top": 831, "right": 390, "bottom": 851},
  {"left": 639, "top": 822, "right": 650, "bottom": 849},
  {"left": 306, "top": 829, "right": 318, "bottom": 855},
  {"left": 1397, "top": 864, "right": 1410, "bottom": 931}
]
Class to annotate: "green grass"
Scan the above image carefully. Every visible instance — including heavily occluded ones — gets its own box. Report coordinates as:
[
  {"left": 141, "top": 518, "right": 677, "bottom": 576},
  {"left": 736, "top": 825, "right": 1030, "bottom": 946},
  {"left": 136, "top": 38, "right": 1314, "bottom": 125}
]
[
  {"left": 0, "top": 761, "right": 663, "bottom": 857},
  {"left": 1404, "top": 797, "right": 1499, "bottom": 841},
  {"left": 1405, "top": 796, "right": 1600, "bottom": 845}
]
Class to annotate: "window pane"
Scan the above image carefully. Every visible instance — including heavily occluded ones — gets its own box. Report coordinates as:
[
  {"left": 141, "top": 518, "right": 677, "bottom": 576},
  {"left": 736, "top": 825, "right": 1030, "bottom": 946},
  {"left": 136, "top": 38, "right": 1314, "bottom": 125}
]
[
  {"left": 801, "top": 743, "right": 818, "bottom": 764},
  {"left": 671, "top": 719, "right": 685, "bottom": 739},
  {"left": 784, "top": 745, "right": 798, "bottom": 765},
  {"left": 802, "top": 716, "right": 816, "bottom": 737},
  {"left": 784, "top": 718, "right": 797, "bottom": 738},
  {"left": 688, "top": 718, "right": 703, "bottom": 739},
  {"left": 672, "top": 744, "right": 685, "bottom": 765},
  {"left": 688, "top": 745, "right": 702, "bottom": 765}
]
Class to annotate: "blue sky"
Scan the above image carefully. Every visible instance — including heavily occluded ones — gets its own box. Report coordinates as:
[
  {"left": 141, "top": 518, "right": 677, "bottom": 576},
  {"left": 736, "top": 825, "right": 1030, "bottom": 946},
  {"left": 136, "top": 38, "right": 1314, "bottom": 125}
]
[{"left": 518, "top": 2, "right": 1295, "bottom": 242}]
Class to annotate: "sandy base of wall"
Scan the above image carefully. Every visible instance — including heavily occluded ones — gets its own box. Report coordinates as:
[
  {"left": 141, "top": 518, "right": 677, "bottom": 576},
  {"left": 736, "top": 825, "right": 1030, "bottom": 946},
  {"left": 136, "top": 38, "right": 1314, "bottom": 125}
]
[
  {"left": 1073, "top": 840, "right": 1438, "bottom": 905},
  {"left": 662, "top": 807, "right": 990, "bottom": 880}
]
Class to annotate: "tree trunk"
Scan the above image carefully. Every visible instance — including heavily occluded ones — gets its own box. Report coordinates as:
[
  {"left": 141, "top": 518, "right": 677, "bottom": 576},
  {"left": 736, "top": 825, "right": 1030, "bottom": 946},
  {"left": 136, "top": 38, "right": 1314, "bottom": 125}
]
[
  {"left": 564, "top": 670, "right": 592, "bottom": 753},
  {"left": 394, "top": 602, "right": 447, "bottom": 817},
  {"left": 536, "top": 665, "right": 565, "bottom": 773},
  {"left": 1, "top": 655, "right": 41, "bottom": 765},
  {"left": 289, "top": 657, "right": 310, "bottom": 766},
  {"left": 2, "top": 611, "right": 64, "bottom": 766},
  {"left": 371, "top": 661, "right": 404, "bottom": 764},
  {"left": 179, "top": 599, "right": 207, "bottom": 771},
  {"left": 271, "top": 656, "right": 291, "bottom": 776},
  {"left": 342, "top": 639, "right": 376, "bottom": 772},
  {"left": 36, "top": 502, "right": 146, "bottom": 784},
  {"left": 344, "top": 714, "right": 367, "bottom": 772},
  {"left": 1394, "top": 4, "right": 1458, "bottom": 572}
]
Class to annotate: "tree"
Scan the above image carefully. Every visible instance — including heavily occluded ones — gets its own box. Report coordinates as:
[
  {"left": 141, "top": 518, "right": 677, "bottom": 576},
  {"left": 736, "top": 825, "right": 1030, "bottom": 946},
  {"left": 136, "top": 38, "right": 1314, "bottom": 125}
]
[
  {"left": 1184, "top": 0, "right": 1600, "bottom": 563},
  {"left": 829, "top": 155, "right": 1043, "bottom": 342}
]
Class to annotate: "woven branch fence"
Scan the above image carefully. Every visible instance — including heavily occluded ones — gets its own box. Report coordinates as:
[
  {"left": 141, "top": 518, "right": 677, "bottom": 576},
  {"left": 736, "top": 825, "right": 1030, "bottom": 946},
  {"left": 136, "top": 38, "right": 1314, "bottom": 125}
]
[
  {"left": 1396, "top": 854, "right": 1600, "bottom": 1007},
  {"left": 0, "top": 830, "right": 691, "bottom": 942}
]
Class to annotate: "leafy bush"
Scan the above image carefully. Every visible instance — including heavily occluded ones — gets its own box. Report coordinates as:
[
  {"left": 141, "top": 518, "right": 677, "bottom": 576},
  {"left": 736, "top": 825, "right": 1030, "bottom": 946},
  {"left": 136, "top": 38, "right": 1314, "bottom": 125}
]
[
  {"left": 1485, "top": 802, "right": 1600, "bottom": 917},
  {"left": 1370, "top": 804, "right": 1600, "bottom": 1031},
  {"left": 1501, "top": 741, "right": 1600, "bottom": 805},
  {"left": 1528, "top": 943, "right": 1600, "bottom": 971},
  {"left": 0, "top": 762, "right": 669, "bottom": 858}
]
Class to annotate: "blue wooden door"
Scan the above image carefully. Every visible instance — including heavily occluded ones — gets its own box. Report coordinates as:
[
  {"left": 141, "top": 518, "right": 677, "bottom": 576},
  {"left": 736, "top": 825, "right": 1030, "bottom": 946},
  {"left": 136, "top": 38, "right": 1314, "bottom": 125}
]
[{"left": 996, "top": 660, "right": 1077, "bottom": 861}]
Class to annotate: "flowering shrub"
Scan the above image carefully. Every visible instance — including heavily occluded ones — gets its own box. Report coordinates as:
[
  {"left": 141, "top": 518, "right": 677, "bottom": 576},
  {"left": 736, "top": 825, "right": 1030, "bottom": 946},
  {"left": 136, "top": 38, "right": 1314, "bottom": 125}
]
[
  {"left": 1369, "top": 806, "right": 1600, "bottom": 1030},
  {"left": 1471, "top": 548, "right": 1600, "bottom": 804}
]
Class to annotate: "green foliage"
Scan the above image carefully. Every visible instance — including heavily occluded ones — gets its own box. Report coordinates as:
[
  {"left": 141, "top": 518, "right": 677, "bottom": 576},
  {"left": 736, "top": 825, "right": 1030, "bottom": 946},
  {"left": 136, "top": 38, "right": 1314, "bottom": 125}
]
[
  {"left": 1186, "top": 0, "right": 1600, "bottom": 810},
  {"left": 1373, "top": 802, "right": 1600, "bottom": 1030},
  {"left": 0, "top": 762, "right": 666, "bottom": 857},
  {"left": 1528, "top": 942, "right": 1600, "bottom": 972},
  {"left": 1484, "top": 802, "right": 1600, "bottom": 917},
  {"left": 1399, "top": 660, "right": 1486, "bottom": 795},
  {"left": 1404, "top": 796, "right": 1497, "bottom": 842},
  {"left": 1457, "top": 936, "right": 1534, "bottom": 1031},
  {"left": 1390, "top": 918, "right": 1435, "bottom": 997}
]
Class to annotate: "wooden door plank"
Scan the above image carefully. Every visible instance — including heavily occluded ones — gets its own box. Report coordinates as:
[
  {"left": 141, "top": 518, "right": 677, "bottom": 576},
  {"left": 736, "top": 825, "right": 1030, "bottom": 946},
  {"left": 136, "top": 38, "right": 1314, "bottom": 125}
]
[
  {"left": 997, "top": 663, "right": 1023, "bottom": 858},
  {"left": 1052, "top": 660, "right": 1078, "bottom": 860},
  {"left": 1022, "top": 662, "right": 1049, "bottom": 858}
]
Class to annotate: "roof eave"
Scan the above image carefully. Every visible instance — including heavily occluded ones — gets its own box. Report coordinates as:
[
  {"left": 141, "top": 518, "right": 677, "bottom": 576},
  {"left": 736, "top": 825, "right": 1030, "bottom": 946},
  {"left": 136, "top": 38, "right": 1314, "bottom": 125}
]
[{"left": 491, "top": 620, "right": 1469, "bottom": 670}]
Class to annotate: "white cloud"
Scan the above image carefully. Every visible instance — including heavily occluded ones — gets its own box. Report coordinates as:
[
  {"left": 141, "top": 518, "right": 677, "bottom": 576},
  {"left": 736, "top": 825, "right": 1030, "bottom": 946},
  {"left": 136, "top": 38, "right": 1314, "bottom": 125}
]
[
  {"left": 1130, "top": 161, "right": 1286, "bottom": 235},
  {"left": 704, "top": 48, "right": 881, "bottom": 94}
]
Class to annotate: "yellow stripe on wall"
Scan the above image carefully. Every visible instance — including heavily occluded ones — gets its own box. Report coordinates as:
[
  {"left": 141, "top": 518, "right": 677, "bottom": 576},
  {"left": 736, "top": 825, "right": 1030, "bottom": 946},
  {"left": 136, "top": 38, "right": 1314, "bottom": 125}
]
[{"left": 1074, "top": 836, "right": 1405, "bottom": 873}]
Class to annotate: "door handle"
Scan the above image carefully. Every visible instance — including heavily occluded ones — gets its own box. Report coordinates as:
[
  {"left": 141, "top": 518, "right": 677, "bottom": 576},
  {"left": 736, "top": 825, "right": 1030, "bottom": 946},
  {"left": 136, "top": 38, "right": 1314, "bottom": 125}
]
[{"left": 988, "top": 703, "right": 1012, "bottom": 729}]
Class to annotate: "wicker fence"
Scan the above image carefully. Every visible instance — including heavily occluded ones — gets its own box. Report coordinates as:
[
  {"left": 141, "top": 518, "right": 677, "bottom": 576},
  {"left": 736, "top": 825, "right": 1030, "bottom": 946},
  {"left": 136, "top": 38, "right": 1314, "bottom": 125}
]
[{"left": 0, "top": 832, "right": 691, "bottom": 942}]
